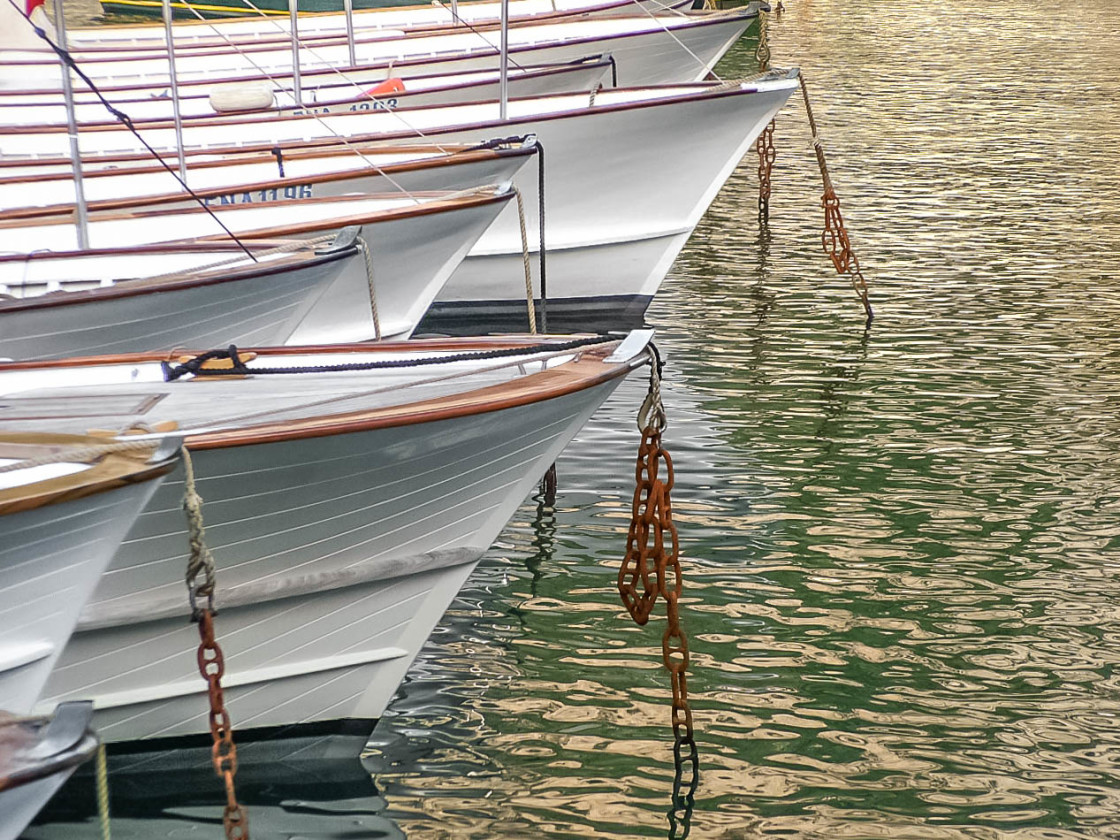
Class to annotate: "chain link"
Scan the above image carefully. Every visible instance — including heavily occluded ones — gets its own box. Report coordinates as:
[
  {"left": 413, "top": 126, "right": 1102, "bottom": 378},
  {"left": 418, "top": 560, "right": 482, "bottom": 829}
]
[
  {"left": 617, "top": 351, "right": 698, "bottom": 838},
  {"left": 197, "top": 609, "right": 249, "bottom": 840},
  {"left": 799, "top": 74, "right": 874, "bottom": 325},
  {"left": 181, "top": 448, "right": 249, "bottom": 840},
  {"left": 753, "top": 8, "right": 777, "bottom": 223},
  {"left": 757, "top": 120, "right": 777, "bottom": 220}
]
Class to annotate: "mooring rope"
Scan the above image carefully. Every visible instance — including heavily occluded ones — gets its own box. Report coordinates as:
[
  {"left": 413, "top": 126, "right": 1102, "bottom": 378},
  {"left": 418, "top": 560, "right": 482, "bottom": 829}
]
[
  {"left": 181, "top": 447, "right": 216, "bottom": 617},
  {"left": 355, "top": 234, "right": 382, "bottom": 341},
  {"left": 95, "top": 742, "right": 111, "bottom": 840},
  {"left": 513, "top": 187, "right": 537, "bottom": 334},
  {"left": 0, "top": 438, "right": 157, "bottom": 474}
]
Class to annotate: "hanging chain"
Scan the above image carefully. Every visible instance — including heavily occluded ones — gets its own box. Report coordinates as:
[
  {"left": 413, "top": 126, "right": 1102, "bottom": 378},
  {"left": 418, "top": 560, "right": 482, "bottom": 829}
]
[
  {"left": 757, "top": 121, "right": 777, "bottom": 220},
  {"left": 754, "top": 8, "right": 777, "bottom": 221},
  {"left": 617, "top": 347, "right": 698, "bottom": 839},
  {"left": 799, "top": 75, "right": 874, "bottom": 326},
  {"left": 196, "top": 610, "right": 249, "bottom": 840},
  {"left": 181, "top": 448, "right": 249, "bottom": 840}
]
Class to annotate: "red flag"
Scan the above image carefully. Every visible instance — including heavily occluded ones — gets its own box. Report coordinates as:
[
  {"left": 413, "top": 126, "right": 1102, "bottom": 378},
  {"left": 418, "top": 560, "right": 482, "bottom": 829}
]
[{"left": 26, "top": 0, "right": 46, "bottom": 15}]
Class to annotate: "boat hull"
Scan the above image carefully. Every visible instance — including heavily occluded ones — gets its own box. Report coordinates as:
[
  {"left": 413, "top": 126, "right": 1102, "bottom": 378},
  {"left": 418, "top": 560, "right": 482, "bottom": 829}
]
[
  {"left": 0, "top": 249, "right": 347, "bottom": 360},
  {"left": 35, "top": 379, "right": 630, "bottom": 756},
  {"left": 0, "top": 13, "right": 751, "bottom": 95},
  {"left": 1, "top": 479, "right": 166, "bottom": 714}
]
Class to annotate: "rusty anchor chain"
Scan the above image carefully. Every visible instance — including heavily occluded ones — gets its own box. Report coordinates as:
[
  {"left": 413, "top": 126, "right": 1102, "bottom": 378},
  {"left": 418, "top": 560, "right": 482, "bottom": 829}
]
[
  {"left": 617, "top": 346, "right": 698, "bottom": 839},
  {"left": 182, "top": 448, "right": 249, "bottom": 840},
  {"left": 754, "top": 8, "right": 777, "bottom": 221},
  {"left": 757, "top": 121, "right": 777, "bottom": 221},
  {"left": 799, "top": 75, "right": 874, "bottom": 326}
]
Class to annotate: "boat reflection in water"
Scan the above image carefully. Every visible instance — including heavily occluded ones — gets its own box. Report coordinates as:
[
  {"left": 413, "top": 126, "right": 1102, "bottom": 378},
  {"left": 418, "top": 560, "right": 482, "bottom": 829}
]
[{"left": 28, "top": 749, "right": 403, "bottom": 840}]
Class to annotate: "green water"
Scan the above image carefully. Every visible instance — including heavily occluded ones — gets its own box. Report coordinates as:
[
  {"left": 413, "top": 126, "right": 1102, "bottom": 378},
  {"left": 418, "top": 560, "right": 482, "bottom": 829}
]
[
  {"left": 30, "top": 0, "right": 1120, "bottom": 837},
  {"left": 366, "top": 3, "right": 1120, "bottom": 837}
]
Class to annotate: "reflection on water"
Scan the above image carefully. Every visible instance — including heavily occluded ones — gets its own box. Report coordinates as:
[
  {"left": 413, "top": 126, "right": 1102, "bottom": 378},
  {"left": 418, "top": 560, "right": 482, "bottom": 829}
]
[{"left": 32, "top": 0, "right": 1120, "bottom": 837}]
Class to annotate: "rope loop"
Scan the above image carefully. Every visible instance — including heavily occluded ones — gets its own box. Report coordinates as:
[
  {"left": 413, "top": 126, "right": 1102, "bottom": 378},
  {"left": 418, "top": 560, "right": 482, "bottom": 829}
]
[
  {"left": 182, "top": 447, "right": 217, "bottom": 620},
  {"left": 637, "top": 345, "right": 668, "bottom": 433}
]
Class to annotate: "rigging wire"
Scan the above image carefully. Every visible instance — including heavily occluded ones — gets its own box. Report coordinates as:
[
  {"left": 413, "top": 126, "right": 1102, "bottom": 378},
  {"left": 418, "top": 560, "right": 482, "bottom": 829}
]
[{"left": 5, "top": 0, "right": 259, "bottom": 258}]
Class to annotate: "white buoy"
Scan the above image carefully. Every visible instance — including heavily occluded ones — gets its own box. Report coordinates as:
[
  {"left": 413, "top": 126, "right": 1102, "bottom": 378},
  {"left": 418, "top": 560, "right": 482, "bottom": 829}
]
[{"left": 209, "top": 84, "right": 277, "bottom": 113}]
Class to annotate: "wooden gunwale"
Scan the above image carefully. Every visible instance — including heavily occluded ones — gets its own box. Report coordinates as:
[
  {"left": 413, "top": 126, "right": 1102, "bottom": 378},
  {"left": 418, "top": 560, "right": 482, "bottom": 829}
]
[
  {"left": 0, "top": 247, "right": 351, "bottom": 312},
  {"left": 0, "top": 143, "right": 517, "bottom": 183},
  {"left": 0, "top": 338, "right": 646, "bottom": 450},
  {"left": 0, "top": 146, "right": 530, "bottom": 220},
  {"left": 0, "top": 432, "right": 177, "bottom": 515},
  {"left": 0, "top": 188, "right": 512, "bottom": 235},
  {"left": 0, "top": 83, "right": 764, "bottom": 169},
  {"left": 0, "top": 11, "right": 749, "bottom": 98}
]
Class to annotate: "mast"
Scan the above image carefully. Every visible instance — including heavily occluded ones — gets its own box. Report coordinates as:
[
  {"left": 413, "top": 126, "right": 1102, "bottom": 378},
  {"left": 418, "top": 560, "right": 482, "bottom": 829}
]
[
  {"left": 499, "top": 0, "right": 508, "bottom": 120},
  {"left": 160, "top": 0, "right": 188, "bottom": 183},
  {"left": 343, "top": 0, "right": 356, "bottom": 66},
  {"left": 51, "top": 0, "right": 89, "bottom": 250},
  {"left": 290, "top": 0, "right": 303, "bottom": 107}
]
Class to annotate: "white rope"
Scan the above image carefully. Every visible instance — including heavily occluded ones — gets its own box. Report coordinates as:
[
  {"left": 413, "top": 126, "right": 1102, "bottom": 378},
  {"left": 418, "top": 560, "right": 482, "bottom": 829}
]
[
  {"left": 355, "top": 233, "right": 382, "bottom": 340},
  {"left": 513, "top": 187, "right": 537, "bottom": 334},
  {"left": 0, "top": 438, "right": 157, "bottom": 474}
]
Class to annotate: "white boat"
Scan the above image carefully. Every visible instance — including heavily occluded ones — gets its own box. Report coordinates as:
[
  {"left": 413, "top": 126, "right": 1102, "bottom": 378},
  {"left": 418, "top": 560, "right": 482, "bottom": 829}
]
[
  {"left": 0, "top": 331, "right": 654, "bottom": 765},
  {"left": 0, "top": 431, "right": 180, "bottom": 714},
  {"left": 0, "top": 186, "right": 517, "bottom": 347},
  {"left": 0, "top": 702, "right": 98, "bottom": 840},
  {"left": 0, "top": 432, "right": 175, "bottom": 839},
  {"left": 0, "top": 236, "right": 362, "bottom": 360},
  {"left": 0, "top": 10, "right": 755, "bottom": 94},
  {"left": 0, "top": 76, "right": 800, "bottom": 328},
  {"left": 0, "top": 138, "right": 533, "bottom": 222},
  {"left": 0, "top": 56, "right": 612, "bottom": 126},
  {"left": 0, "top": 136, "right": 532, "bottom": 201},
  {"left": 63, "top": 0, "right": 695, "bottom": 47}
]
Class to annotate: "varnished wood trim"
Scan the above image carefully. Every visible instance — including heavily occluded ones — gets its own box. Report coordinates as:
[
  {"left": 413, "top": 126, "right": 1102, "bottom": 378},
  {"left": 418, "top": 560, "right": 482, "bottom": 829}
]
[{"left": 0, "top": 338, "right": 645, "bottom": 450}]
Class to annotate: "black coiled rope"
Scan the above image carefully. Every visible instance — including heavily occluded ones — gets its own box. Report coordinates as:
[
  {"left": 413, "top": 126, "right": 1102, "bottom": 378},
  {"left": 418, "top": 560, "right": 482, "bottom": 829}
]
[{"left": 161, "top": 335, "right": 615, "bottom": 381}]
